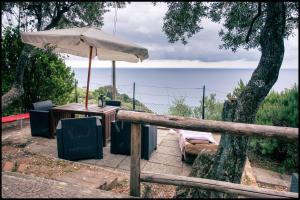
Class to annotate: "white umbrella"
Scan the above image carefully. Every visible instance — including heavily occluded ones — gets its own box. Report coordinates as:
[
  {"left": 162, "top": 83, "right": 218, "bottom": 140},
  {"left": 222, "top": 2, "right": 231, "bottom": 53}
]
[{"left": 21, "top": 27, "right": 148, "bottom": 108}]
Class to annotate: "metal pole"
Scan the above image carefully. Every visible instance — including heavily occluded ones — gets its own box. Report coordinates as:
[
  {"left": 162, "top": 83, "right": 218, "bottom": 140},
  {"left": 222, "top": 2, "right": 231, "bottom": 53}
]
[
  {"left": 112, "top": 60, "right": 116, "bottom": 100},
  {"left": 85, "top": 46, "right": 93, "bottom": 109},
  {"left": 75, "top": 80, "right": 78, "bottom": 103},
  {"left": 202, "top": 85, "right": 205, "bottom": 119},
  {"left": 133, "top": 82, "right": 136, "bottom": 110}
]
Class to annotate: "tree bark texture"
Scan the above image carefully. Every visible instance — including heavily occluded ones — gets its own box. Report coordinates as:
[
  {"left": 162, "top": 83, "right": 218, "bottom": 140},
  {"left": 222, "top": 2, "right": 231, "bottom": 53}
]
[{"left": 176, "top": 2, "right": 286, "bottom": 198}]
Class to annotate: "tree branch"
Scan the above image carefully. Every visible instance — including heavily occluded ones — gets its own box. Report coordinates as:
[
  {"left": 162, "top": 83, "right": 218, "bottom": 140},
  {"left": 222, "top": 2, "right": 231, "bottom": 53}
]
[
  {"left": 43, "top": 2, "right": 76, "bottom": 30},
  {"left": 245, "top": 2, "right": 262, "bottom": 43}
]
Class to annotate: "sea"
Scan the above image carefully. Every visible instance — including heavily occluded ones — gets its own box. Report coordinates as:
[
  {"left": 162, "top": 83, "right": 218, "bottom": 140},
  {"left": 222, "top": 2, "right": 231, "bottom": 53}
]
[{"left": 73, "top": 68, "right": 298, "bottom": 114}]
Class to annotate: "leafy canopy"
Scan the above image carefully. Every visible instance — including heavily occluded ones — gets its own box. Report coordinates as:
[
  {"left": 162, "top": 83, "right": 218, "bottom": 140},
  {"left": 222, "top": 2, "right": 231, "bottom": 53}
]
[
  {"left": 163, "top": 2, "right": 298, "bottom": 51},
  {"left": 2, "top": 2, "right": 127, "bottom": 31},
  {"left": 2, "top": 26, "right": 75, "bottom": 115}
]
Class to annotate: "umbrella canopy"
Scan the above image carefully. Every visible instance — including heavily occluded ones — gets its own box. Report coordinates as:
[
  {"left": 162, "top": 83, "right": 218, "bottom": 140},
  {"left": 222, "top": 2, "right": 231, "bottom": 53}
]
[{"left": 21, "top": 27, "right": 149, "bottom": 108}]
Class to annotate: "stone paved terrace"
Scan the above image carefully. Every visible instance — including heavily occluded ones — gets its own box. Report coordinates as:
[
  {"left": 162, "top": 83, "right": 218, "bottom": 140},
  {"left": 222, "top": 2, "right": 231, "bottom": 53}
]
[
  {"left": 2, "top": 171, "right": 132, "bottom": 198},
  {"left": 8, "top": 125, "right": 207, "bottom": 176}
]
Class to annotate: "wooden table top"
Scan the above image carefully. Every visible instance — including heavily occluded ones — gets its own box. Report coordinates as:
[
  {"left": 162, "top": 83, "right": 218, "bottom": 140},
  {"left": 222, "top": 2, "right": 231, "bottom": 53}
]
[{"left": 52, "top": 103, "right": 118, "bottom": 115}]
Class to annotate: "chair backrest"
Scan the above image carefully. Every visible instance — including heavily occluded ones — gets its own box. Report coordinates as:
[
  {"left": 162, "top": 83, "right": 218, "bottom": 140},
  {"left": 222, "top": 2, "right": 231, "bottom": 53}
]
[
  {"left": 32, "top": 100, "right": 53, "bottom": 111},
  {"left": 105, "top": 100, "right": 121, "bottom": 107},
  {"left": 57, "top": 117, "right": 102, "bottom": 160}
]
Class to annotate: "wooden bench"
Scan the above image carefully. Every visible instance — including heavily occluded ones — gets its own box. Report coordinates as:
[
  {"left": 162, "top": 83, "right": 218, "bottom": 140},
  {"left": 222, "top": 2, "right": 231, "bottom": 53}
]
[{"left": 2, "top": 113, "right": 30, "bottom": 129}]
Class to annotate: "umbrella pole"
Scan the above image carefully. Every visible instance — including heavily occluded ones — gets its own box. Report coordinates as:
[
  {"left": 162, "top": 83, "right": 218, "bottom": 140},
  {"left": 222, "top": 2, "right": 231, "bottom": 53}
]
[
  {"left": 112, "top": 60, "right": 116, "bottom": 100},
  {"left": 85, "top": 46, "right": 93, "bottom": 109}
]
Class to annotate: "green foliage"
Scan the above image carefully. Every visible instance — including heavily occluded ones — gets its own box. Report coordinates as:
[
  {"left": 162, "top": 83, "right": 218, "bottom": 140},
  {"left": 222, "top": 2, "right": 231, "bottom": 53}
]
[
  {"left": 2, "top": 26, "right": 75, "bottom": 116},
  {"left": 228, "top": 80, "right": 298, "bottom": 172},
  {"left": 74, "top": 85, "right": 151, "bottom": 112},
  {"left": 256, "top": 85, "right": 298, "bottom": 127},
  {"left": 168, "top": 94, "right": 223, "bottom": 120},
  {"left": 2, "top": 2, "right": 127, "bottom": 31},
  {"left": 163, "top": 2, "right": 298, "bottom": 51},
  {"left": 93, "top": 86, "right": 113, "bottom": 102},
  {"left": 22, "top": 47, "right": 75, "bottom": 108},
  {"left": 1, "top": 26, "right": 24, "bottom": 94},
  {"left": 227, "top": 79, "right": 246, "bottom": 98},
  {"left": 169, "top": 97, "right": 192, "bottom": 117},
  {"left": 250, "top": 84, "right": 298, "bottom": 173},
  {"left": 194, "top": 94, "right": 223, "bottom": 120}
]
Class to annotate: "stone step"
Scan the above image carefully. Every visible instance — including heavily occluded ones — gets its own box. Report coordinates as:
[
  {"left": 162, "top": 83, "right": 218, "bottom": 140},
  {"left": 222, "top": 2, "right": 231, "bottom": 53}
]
[
  {"left": 252, "top": 167, "right": 292, "bottom": 188},
  {"left": 53, "top": 168, "right": 119, "bottom": 190},
  {"left": 2, "top": 171, "right": 132, "bottom": 198}
]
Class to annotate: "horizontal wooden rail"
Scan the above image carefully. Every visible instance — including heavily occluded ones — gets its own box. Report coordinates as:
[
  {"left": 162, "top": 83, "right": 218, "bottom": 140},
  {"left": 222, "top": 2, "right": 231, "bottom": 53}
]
[
  {"left": 140, "top": 172, "right": 298, "bottom": 198},
  {"left": 117, "top": 110, "right": 298, "bottom": 140}
]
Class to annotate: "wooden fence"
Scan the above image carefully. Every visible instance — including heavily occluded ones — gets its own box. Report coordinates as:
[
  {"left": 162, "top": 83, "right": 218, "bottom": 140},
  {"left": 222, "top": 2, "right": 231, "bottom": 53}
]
[{"left": 116, "top": 110, "right": 299, "bottom": 198}]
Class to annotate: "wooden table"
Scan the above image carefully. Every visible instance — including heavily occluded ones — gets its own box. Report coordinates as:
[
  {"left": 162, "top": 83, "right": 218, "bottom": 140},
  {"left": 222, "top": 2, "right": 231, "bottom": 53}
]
[{"left": 50, "top": 103, "right": 118, "bottom": 146}]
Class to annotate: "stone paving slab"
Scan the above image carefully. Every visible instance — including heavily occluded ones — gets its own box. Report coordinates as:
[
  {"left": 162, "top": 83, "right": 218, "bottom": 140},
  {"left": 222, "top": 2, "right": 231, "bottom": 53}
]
[
  {"left": 53, "top": 169, "right": 119, "bottom": 190},
  {"left": 95, "top": 153, "right": 127, "bottom": 169},
  {"left": 181, "top": 162, "right": 193, "bottom": 176},
  {"left": 163, "top": 134, "right": 179, "bottom": 141},
  {"left": 2, "top": 126, "right": 33, "bottom": 146},
  {"left": 149, "top": 152, "right": 182, "bottom": 168},
  {"left": 252, "top": 167, "right": 292, "bottom": 188},
  {"left": 157, "top": 129, "right": 169, "bottom": 137},
  {"left": 157, "top": 135, "right": 165, "bottom": 146},
  {"left": 160, "top": 139, "right": 180, "bottom": 148},
  {"left": 156, "top": 145, "right": 181, "bottom": 157},
  {"left": 2, "top": 172, "right": 131, "bottom": 198},
  {"left": 80, "top": 158, "right": 97, "bottom": 165},
  {"left": 117, "top": 157, "right": 147, "bottom": 171},
  {"left": 143, "top": 162, "right": 182, "bottom": 176},
  {"left": 26, "top": 141, "right": 57, "bottom": 158}
]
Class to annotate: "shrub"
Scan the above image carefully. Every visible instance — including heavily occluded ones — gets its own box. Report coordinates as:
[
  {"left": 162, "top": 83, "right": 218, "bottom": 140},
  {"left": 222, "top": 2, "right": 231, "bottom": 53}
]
[
  {"left": 2, "top": 26, "right": 75, "bottom": 116},
  {"left": 251, "top": 84, "right": 298, "bottom": 173}
]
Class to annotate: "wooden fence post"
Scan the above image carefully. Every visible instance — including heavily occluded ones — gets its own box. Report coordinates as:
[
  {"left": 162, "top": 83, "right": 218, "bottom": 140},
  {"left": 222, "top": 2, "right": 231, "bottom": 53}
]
[{"left": 130, "top": 123, "right": 141, "bottom": 197}]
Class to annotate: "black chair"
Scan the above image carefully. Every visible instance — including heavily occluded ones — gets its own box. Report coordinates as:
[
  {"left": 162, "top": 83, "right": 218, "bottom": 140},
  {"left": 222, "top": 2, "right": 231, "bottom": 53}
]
[
  {"left": 105, "top": 100, "right": 121, "bottom": 107},
  {"left": 110, "top": 120, "right": 157, "bottom": 160},
  {"left": 29, "top": 100, "right": 55, "bottom": 138},
  {"left": 56, "top": 117, "right": 103, "bottom": 161},
  {"left": 290, "top": 173, "right": 298, "bottom": 193}
]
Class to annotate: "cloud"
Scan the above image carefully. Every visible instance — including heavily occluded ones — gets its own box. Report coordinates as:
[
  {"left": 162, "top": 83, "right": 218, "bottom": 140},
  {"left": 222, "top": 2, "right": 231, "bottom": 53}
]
[
  {"left": 66, "top": 2, "right": 299, "bottom": 68},
  {"left": 64, "top": 56, "right": 261, "bottom": 69}
]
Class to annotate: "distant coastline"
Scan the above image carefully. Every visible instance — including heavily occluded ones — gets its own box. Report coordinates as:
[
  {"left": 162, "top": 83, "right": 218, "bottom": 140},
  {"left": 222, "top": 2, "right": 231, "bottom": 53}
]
[{"left": 73, "top": 68, "right": 298, "bottom": 115}]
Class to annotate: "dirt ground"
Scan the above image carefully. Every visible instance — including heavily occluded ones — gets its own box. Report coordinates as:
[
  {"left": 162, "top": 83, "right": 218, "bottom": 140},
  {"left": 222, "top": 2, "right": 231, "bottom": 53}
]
[{"left": 2, "top": 141, "right": 177, "bottom": 198}]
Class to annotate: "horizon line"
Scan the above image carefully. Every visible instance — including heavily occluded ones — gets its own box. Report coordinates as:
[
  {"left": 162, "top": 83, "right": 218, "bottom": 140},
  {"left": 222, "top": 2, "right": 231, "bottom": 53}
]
[{"left": 69, "top": 66, "right": 298, "bottom": 69}]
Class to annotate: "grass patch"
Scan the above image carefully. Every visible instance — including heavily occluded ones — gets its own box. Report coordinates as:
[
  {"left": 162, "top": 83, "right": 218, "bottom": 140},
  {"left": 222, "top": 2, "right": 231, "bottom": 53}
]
[{"left": 11, "top": 161, "right": 19, "bottom": 172}]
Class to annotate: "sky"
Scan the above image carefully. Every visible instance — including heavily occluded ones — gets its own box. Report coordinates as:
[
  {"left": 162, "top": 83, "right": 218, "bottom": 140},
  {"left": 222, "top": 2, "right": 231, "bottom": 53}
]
[
  {"left": 65, "top": 2, "right": 298, "bottom": 69},
  {"left": 4, "top": 2, "right": 298, "bottom": 69}
]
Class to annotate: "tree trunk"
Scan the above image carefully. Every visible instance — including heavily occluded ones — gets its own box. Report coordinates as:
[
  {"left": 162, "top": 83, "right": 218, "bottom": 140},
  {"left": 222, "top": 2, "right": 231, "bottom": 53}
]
[{"left": 176, "top": 2, "right": 286, "bottom": 198}]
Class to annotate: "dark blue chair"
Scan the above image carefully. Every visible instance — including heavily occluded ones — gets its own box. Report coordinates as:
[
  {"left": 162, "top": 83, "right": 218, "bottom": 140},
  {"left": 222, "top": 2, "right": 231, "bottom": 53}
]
[
  {"left": 290, "top": 173, "right": 298, "bottom": 193},
  {"left": 29, "top": 100, "right": 55, "bottom": 138},
  {"left": 105, "top": 100, "right": 121, "bottom": 107},
  {"left": 56, "top": 117, "right": 103, "bottom": 161},
  {"left": 110, "top": 120, "right": 157, "bottom": 160}
]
